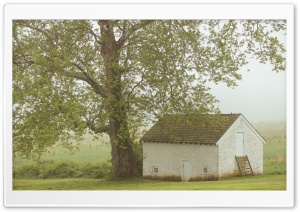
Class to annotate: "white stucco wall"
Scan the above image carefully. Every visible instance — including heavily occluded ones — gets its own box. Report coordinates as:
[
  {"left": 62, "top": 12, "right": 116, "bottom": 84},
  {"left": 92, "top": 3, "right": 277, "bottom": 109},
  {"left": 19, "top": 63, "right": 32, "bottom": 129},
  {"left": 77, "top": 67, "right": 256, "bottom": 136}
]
[
  {"left": 218, "top": 116, "right": 264, "bottom": 177},
  {"left": 143, "top": 142, "right": 219, "bottom": 180}
]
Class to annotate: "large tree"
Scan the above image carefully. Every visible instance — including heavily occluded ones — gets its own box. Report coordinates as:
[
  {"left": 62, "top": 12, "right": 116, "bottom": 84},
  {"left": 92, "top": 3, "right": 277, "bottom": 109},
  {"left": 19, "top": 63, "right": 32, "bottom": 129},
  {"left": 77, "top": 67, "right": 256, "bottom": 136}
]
[{"left": 13, "top": 20, "right": 286, "bottom": 177}]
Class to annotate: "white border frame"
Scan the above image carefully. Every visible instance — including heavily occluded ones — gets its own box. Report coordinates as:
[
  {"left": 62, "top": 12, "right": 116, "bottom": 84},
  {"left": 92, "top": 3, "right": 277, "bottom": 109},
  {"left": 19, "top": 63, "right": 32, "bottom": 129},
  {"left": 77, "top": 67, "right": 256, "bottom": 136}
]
[{"left": 3, "top": 3, "right": 294, "bottom": 207}]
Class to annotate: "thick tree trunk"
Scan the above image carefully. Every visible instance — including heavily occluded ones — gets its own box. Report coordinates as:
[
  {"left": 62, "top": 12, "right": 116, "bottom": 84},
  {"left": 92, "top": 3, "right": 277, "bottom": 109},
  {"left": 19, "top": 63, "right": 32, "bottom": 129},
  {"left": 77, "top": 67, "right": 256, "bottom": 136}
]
[
  {"left": 109, "top": 115, "right": 139, "bottom": 177},
  {"left": 106, "top": 74, "right": 139, "bottom": 177},
  {"left": 98, "top": 20, "right": 139, "bottom": 177}
]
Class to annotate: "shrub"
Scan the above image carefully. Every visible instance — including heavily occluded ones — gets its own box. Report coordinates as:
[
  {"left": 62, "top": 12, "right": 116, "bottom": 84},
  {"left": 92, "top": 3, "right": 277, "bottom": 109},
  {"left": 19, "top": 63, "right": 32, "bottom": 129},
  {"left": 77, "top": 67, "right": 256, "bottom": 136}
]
[
  {"left": 92, "top": 162, "right": 112, "bottom": 179},
  {"left": 14, "top": 160, "right": 112, "bottom": 179},
  {"left": 39, "top": 160, "right": 81, "bottom": 178},
  {"left": 14, "top": 164, "right": 41, "bottom": 179},
  {"left": 40, "top": 159, "right": 55, "bottom": 165}
]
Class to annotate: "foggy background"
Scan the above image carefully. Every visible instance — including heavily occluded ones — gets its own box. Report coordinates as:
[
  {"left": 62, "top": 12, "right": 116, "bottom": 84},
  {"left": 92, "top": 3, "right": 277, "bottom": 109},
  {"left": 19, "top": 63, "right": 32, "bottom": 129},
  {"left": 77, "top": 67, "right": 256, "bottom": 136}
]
[
  {"left": 208, "top": 59, "right": 286, "bottom": 123},
  {"left": 207, "top": 25, "right": 286, "bottom": 124}
]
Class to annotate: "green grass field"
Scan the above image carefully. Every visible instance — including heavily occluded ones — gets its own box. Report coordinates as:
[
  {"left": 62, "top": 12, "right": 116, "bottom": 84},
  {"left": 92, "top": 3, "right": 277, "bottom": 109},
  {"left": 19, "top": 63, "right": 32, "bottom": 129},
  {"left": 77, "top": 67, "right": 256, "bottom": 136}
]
[
  {"left": 13, "top": 134, "right": 111, "bottom": 169},
  {"left": 258, "top": 122, "right": 286, "bottom": 175},
  {"left": 13, "top": 121, "right": 287, "bottom": 190},
  {"left": 13, "top": 175, "right": 286, "bottom": 190}
]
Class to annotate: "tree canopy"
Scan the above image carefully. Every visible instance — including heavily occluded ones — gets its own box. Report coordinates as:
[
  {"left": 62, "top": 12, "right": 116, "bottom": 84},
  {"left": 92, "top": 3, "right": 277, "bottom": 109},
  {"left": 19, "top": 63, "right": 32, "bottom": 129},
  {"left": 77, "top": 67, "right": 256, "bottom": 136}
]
[{"left": 13, "top": 20, "right": 286, "bottom": 176}]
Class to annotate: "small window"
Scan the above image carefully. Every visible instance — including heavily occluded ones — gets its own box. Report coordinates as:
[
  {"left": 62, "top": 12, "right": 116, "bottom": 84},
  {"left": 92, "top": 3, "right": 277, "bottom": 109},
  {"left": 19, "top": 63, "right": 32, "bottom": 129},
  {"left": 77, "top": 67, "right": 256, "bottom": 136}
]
[
  {"left": 203, "top": 167, "right": 208, "bottom": 173},
  {"left": 153, "top": 166, "right": 159, "bottom": 174}
]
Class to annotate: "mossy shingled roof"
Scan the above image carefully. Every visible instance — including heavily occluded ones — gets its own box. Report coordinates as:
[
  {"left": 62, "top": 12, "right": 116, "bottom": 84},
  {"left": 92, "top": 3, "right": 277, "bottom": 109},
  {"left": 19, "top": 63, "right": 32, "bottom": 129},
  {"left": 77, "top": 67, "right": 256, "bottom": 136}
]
[{"left": 141, "top": 114, "right": 241, "bottom": 144}]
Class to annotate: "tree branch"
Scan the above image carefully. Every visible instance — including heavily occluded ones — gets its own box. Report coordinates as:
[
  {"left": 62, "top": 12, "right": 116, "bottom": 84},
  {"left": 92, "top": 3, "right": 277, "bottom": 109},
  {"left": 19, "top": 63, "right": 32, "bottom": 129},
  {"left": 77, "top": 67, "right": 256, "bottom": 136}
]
[
  {"left": 65, "top": 66, "right": 107, "bottom": 98},
  {"left": 127, "top": 74, "right": 145, "bottom": 99},
  {"left": 17, "top": 21, "right": 55, "bottom": 46},
  {"left": 15, "top": 22, "right": 108, "bottom": 99},
  {"left": 86, "top": 119, "right": 109, "bottom": 134},
  {"left": 116, "top": 20, "right": 154, "bottom": 49},
  {"left": 87, "top": 29, "right": 102, "bottom": 45}
]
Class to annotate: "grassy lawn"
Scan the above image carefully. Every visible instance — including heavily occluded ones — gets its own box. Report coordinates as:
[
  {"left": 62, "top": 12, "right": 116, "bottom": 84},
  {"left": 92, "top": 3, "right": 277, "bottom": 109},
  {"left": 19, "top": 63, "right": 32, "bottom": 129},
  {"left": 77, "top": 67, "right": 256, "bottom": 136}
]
[
  {"left": 263, "top": 140, "right": 286, "bottom": 175},
  {"left": 13, "top": 174, "right": 286, "bottom": 190},
  {"left": 13, "top": 138, "right": 111, "bottom": 169}
]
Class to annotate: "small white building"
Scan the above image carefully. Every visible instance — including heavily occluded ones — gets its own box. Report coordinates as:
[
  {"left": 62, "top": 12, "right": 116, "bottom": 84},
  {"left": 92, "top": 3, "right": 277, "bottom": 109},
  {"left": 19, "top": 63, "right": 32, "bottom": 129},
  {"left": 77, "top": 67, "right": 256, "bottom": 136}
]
[{"left": 141, "top": 114, "right": 266, "bottom": 181}]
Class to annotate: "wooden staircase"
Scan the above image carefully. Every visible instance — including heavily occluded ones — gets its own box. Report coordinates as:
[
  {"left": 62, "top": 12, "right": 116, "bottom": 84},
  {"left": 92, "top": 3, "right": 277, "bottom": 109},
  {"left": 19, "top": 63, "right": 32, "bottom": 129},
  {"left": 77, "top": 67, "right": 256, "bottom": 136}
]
[{"left": 235, "top": 155, "right": 254, "bottom": 176}]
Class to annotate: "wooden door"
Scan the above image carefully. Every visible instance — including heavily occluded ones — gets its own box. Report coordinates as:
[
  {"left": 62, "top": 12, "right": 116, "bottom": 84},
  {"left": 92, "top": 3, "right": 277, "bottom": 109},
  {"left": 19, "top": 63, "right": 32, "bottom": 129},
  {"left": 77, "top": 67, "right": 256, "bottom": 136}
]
[
  {"left": 182, "top": 160, "right": 191, "bottom": 182},
  {"left": 236, "top": 132, "right": 245, "bottom": 156}
]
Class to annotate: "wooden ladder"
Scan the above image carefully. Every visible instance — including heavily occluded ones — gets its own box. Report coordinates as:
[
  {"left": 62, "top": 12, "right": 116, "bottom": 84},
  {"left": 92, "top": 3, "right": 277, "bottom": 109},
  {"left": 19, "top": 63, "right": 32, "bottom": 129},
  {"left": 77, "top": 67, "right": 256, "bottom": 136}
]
[{"left": 235, "top": 155, "right": 254, "bottom": 176}]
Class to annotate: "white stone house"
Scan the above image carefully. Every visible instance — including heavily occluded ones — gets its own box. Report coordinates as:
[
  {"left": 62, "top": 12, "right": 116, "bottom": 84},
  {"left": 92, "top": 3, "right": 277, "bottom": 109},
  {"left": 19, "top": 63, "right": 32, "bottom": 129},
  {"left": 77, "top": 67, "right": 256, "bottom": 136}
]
[{"left": 141, "top": 114, "right": 266, "bottom": 181}]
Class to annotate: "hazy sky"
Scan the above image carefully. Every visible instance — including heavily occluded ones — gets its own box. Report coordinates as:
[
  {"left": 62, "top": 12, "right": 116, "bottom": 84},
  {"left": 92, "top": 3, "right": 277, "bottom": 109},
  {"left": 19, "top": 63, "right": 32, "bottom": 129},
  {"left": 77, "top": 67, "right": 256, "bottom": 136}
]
[
  {"left": 204, "top": 21, "right": 287, "bottom": 123},
  {"left": 208, "top": 59, "right": 286, "bottom": 123}
]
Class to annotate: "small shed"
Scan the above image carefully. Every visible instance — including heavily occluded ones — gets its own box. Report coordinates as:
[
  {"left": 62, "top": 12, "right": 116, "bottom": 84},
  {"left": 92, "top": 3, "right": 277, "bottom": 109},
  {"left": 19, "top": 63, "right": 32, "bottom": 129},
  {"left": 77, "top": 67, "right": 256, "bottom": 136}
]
[{"left": 141, "top": 113, "right": 266, "bottom": 181}]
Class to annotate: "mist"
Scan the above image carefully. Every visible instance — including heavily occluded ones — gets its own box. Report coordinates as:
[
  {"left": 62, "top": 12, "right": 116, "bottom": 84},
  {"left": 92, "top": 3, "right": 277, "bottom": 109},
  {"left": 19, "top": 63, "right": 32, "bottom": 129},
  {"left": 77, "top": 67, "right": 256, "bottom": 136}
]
[{"left": 208, "top": 59, "right": 286, "bottom": 123}]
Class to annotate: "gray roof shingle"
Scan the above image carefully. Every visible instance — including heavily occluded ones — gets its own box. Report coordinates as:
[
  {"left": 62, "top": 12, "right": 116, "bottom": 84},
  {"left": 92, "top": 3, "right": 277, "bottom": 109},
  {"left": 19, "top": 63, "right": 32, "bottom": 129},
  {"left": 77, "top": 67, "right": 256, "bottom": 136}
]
[{"left": 141, "top": 114, "right": 241, "bottom": 144}]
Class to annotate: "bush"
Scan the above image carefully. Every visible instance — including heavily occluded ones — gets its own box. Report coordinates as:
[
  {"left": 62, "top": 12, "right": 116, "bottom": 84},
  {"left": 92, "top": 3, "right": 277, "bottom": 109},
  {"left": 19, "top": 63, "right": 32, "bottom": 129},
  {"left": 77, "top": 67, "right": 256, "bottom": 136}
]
[
  {"left": 81, "top": 161, "right": 112, "bottom": 179},
  {"left": 39, "top": 161, "right": 81, "bottom": 178},
  {"left": 14, "top": 164, "right": 41, "bottom": 179},
  {"left": 14, "top": 160, "right": 112, "bottom": 179},
  {"left": 92, "top": 162, "right": 112, "bottom": 179}
]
